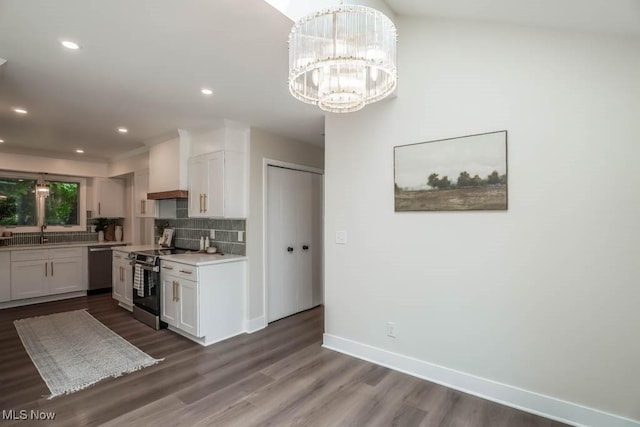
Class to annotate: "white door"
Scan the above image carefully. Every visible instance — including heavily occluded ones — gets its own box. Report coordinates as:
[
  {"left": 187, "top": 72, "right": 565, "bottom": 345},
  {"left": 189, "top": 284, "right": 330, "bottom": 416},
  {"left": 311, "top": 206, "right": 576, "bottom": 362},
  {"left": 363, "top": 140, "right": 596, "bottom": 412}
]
[
  {"left": 11, "top": 259, "right": 48, "bottom": 300},
  {"left": 267, "top": 165, "right": 323, "bottom": 323},
  {"left": 48, "top": 257, "right": 83, "bottom": 293},
  {"left": 178, "top": 279, "right": 200, "bottom": 337},
  {"left": 160, "top": 275, "right": 178, "bottom": 327}
]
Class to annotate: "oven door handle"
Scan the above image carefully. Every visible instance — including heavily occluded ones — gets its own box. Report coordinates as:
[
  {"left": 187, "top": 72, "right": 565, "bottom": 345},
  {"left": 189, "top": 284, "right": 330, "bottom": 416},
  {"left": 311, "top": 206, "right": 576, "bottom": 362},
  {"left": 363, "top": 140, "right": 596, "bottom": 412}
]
[{"left": 137, "top": 264, "right": 159, "bottom": 272}]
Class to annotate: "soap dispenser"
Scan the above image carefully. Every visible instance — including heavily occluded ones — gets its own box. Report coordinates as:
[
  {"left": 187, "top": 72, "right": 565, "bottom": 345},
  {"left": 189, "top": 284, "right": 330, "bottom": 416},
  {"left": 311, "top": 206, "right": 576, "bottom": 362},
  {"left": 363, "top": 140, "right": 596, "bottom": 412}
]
[{"left": 199, "top": 236, "right": 205, "bottom": 251}]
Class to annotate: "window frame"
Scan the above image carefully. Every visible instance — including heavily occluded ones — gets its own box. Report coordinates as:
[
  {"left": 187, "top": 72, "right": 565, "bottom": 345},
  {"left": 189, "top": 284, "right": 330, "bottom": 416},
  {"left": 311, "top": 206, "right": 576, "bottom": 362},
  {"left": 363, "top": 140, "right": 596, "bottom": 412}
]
[{"left": 0, "top": 171, "right": 87, "bottom": 233}]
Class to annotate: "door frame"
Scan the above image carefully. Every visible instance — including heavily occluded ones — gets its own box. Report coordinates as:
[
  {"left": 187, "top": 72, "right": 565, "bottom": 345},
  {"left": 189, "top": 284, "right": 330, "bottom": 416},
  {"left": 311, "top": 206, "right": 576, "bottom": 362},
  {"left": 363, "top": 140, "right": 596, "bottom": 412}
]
[{"left": 262, "top": 158, "right": 324, "bottom": 325}]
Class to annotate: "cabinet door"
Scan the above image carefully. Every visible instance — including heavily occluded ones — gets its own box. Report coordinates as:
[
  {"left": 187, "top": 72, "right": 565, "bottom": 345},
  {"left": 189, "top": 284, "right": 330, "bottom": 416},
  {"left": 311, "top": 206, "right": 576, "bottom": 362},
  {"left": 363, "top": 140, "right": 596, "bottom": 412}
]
[
  {"left": 0, "top": 252, "right": 11, "bottom": 302},
  {"left": 122, "top": 264, "right": 133, "bottom": 306},
  {"left": 134, "top": 170, "right": 155, "bottom": 218},
  {"left": 160, "top": 275, "right": 178, "bottom": 327},
  {"left": 49, "top": 257, "right": 83, "bottom": 294},
  {"left": 204, "top": 152, "right": 224, "bottom": 217},
  {"left": 112, "top": 264, "right": 124, "bottom": 301},
  {"left": 177, "top": 279, "right": 200, "bottom": 337},
  {"left": 93, "top": 178, "right": 125, "bottom": 218},
  {"left": 11, "top": 260, "right": 48, "bottom": 300},
  {"left": 188, "top": 156, "right": 208, "bottom": 218}
]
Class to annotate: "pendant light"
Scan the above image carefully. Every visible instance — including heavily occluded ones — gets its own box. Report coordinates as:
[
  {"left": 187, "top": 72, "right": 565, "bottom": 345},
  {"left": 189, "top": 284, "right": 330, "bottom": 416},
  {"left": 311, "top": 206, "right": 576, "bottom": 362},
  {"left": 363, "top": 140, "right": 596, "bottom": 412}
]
[
  {"left": 36, "top": 175, "right": 50, "bottom": 197},
  {"left": 288, "top": 3, "right": 397, "bottom": 113}
]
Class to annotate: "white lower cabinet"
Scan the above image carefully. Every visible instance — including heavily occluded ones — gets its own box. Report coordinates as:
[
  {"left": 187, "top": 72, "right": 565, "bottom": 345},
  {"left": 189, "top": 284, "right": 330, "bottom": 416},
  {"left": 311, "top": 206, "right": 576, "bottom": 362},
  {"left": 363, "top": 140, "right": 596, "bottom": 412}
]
[
  {"left": 10, "top": 248, "right": 84, "bottom": 300},
  {"left": 112, "top": 250, "right": 133, "bottom": 310},
  {"left": 160, "top": 259, "right": 245, "bottom": 346},
  {"left": 0, "top": 252, "right": 10, "bottom": 302},
  {"left": 162, "top": 274, "right": 199, "bottom": 336}
]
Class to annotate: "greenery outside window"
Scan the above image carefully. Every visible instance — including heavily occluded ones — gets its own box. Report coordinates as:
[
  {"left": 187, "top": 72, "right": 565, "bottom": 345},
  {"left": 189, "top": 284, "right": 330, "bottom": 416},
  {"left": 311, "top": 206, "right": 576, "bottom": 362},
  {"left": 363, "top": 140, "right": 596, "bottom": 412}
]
[
  {"left": 0, "top": 173, "right": 86, "bottom": 232},
  {"left": 0, "top": 177, "right": 37, "bottom": 226},
  {"left": 45, "top": 181, "right": 80, "bottom": 226}
]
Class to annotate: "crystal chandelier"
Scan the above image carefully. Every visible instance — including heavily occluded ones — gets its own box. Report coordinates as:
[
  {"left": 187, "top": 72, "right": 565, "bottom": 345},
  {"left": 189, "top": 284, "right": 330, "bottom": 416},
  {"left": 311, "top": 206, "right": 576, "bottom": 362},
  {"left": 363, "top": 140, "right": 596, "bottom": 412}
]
[{"left": 288, "top": 4, "right": 397, "bottom": 113}]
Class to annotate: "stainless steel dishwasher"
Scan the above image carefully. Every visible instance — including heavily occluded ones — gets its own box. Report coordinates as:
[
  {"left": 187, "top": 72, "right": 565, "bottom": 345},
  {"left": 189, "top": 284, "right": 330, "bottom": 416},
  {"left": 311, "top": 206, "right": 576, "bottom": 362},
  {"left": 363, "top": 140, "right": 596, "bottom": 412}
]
[{"left": 88, "top": 244, "right": 127, "bottom": 294}]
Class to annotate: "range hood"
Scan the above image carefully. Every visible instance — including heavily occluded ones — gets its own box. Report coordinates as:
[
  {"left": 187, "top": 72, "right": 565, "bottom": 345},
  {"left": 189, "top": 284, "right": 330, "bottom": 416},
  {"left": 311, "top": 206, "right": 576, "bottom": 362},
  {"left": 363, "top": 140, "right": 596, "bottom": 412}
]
[{"left": 146, "top": 130, "right": 190, "bottom": 200}]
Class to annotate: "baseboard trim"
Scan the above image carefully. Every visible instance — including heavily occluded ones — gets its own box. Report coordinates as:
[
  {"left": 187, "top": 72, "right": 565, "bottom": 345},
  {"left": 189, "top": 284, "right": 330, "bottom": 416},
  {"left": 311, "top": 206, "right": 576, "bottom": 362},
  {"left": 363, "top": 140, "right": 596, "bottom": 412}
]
[
  {"left": 245, "top": 315, "right": 266, "bottom": 333},
  {"left": 322, "top": 334, "right": 639, "bottom": 427},
  {"left": 0, "top": 291, "right": 87, "bottom": 310}
]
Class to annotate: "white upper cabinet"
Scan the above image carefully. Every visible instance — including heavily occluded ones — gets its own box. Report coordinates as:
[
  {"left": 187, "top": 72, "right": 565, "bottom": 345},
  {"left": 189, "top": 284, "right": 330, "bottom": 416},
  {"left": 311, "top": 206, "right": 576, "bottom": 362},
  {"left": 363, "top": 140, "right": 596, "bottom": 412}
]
[
  {"left": 134, "top": 169, "right": 156, "bottom": 218},
  {"left": 89, "top": 177, "right": 125, "bottom": 218},
  {"left": 188, "top": 150, "right": 245, "bottom": 218}
]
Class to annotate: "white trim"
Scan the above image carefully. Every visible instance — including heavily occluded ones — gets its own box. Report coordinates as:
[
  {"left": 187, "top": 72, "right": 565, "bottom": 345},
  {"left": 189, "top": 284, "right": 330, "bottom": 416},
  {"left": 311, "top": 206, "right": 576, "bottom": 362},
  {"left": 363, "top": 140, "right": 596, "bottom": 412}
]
[
  {"left": 322, "top": 334, "right": 640, "bottom": 427},
  {"left": 245, "top": 315, "right": 267, "bottom": 333},
  {"left": 0, "top": 291, "right": 87, "bottom": 310},
  {"left": 262, "top": 158, "right": 324, "bottom": 325}
]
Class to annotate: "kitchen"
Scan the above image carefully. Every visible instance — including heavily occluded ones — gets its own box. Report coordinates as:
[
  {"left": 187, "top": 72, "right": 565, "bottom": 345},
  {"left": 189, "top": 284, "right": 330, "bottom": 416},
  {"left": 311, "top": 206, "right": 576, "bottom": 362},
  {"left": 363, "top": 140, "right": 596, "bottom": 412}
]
[{"left": 2, "top": 0, "right": 638, "bottom": 426}]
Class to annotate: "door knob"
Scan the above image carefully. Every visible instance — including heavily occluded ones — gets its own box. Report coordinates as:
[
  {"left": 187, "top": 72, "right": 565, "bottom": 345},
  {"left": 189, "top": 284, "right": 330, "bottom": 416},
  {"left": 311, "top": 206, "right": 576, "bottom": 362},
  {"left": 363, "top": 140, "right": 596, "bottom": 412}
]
[
  {"left": 287, "top": 247, "right": 294, "bottom": 252},
  {"left": 302, "top": 245, "right": 309, "bottom": 251}
]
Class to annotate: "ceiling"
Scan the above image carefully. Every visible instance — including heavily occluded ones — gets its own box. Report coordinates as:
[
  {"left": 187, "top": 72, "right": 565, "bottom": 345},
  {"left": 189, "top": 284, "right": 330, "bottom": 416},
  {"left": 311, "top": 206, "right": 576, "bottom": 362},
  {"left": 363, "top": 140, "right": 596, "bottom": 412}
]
[
  {"left": 0, "top": 0, "right": 324, "bottom": 162},
  {"left": 0, "top": 0, "right": 638, "bottom": 162}
]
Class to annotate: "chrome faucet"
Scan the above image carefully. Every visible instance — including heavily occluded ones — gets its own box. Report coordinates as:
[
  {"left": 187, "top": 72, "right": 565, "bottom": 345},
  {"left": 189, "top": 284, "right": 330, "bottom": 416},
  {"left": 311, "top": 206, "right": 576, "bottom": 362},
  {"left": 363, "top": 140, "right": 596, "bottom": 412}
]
[{"left": 40, "top": 224, "right": 48, "bottom": 244}]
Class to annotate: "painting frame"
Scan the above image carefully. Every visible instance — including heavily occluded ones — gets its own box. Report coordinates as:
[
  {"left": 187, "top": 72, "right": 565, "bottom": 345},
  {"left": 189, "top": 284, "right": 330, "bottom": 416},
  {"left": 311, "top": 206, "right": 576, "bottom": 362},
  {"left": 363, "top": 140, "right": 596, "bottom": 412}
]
[{"left": 394, "top": 130, "right": 508, "bottom": 212}]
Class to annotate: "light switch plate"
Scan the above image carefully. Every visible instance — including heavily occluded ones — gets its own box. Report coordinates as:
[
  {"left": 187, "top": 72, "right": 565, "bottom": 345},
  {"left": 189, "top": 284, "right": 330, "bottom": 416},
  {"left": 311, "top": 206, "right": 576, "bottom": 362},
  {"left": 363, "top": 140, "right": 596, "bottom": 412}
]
[
  {"left": 238, "top": 231, "right": 244, "bottom": 242},
  {"left": 335, "top": 231, "right": 347, "bottom": 245}
]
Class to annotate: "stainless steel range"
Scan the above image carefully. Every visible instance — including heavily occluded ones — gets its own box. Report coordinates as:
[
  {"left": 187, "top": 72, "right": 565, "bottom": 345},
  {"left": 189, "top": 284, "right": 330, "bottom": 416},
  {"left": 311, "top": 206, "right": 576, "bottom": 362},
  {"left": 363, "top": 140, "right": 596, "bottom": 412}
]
[{"left": 128, "top": 248, "right": 189, "bottom": 329}]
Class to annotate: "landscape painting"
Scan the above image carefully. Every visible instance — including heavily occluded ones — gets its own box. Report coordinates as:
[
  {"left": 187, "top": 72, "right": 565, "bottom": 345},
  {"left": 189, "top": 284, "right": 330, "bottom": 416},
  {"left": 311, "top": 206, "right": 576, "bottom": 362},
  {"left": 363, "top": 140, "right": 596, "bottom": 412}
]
[{"left": 394, "top": 131, "right": 508, "bottom": 211}]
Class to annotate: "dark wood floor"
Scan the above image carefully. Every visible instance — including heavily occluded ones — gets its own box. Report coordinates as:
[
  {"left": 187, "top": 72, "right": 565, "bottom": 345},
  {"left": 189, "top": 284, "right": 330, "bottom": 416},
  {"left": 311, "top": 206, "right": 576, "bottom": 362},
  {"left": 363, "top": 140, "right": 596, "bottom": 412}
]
[{"left": 0, "top": 294, "right": 567, "bottom": 426}]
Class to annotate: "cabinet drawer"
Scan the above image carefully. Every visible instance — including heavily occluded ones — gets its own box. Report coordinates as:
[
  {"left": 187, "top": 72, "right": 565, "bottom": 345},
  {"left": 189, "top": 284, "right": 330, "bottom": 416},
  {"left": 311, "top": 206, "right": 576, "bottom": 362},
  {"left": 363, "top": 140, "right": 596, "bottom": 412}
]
[
  {"left": 11, "top": 249, "right": 48, "bottom": 262},
  {"left": 49, "top": 247, "right": 83, "bottom": 259},
  {"left": 160, "top": 261, "right": 198, "bottom": 282}
]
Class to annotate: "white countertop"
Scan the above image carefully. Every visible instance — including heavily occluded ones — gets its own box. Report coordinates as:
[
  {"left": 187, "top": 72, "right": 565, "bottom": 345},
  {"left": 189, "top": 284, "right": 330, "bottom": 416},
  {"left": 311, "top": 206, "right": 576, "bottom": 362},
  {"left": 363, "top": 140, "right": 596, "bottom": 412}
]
[
  {"left": 0, "top": 241, "right": 130, "bottom": 252},
  {"left": 159, "top": 253, "right": 247, "bottom": 267},
  {"left": 111, "top": 244, "right": 164, "bottom": 253}
]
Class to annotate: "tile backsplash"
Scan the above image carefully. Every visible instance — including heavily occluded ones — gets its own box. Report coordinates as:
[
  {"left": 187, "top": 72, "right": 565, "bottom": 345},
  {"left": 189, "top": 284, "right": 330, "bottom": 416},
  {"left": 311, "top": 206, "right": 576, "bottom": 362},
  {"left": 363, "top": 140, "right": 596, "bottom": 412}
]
[
  {"left": 1, "top": 215, "right": 124, "bottom": 247},
  {"left": 155, "top": 199, "right": 246, "bottom": 255},
  {"left": 1, "top": 231, "right": 99, "bottom": 246}
]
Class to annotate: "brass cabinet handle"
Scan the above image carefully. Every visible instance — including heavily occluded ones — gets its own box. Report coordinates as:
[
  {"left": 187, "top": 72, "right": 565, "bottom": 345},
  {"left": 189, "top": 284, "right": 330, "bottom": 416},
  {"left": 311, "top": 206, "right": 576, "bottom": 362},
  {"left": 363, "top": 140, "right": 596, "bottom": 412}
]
[
  {"left": 143, "top": 200, "right": 146, "bottom": 214},
  {"left": 140, "top": 200, "right": 144, "bottom": 214},
  {"left": 120, "top": 266, "right": 124, "bottom": 281},
  {"left": 199, "top": 194, "right": 203, "bottom": 213},
  {"left": 51, "top": 261, "right": 54, "bottom": 276},
  {"left": 98, "top": 202, "right": 101, "bottom": 215},
  {"left": 115, "top": 255, "right": 122, "bottom": 259},
  {"left": 175, "top": 281, "right": 180, "bottom": 302},
  {"left": 179, "top": 269, "right": 192, "bottom": 275},
  {"left": 172, "top": 281, "right": 177, "bottom": 302},
  {"left": 203, "top": 194, "right": 207, "bottom": 213},
  {"left": 162, "top": 265, "right": 174, "bottom": 270},
  {"left": 45, "top": 262, "right": 48, "bottom": 277}
]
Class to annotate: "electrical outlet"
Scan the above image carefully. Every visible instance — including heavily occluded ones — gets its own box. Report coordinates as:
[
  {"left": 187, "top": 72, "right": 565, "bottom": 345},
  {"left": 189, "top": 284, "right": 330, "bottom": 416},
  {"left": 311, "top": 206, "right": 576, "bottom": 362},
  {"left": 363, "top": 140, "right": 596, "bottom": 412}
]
[
  {"left": 210, "top": 229, "right": 215, "bottom": 239},
  {"left": 335, "top": 230, "right": 347, "bottom": 245},
  {"left": 387, "top": 322, "right": 396, "bottom": 338},
  {"left": 238, "top": 231, "right": 244, "bottom": 242}
]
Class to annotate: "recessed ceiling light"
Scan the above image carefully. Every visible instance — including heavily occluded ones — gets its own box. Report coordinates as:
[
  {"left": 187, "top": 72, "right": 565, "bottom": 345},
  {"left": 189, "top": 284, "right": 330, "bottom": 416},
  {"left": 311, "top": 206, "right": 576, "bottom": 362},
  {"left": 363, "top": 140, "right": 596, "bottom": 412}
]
[
  {"left": 0, "top": 139, "right": 4, "bottom": 143},
  {"left": 61, "top": 40, "right": 81, "bottom": 50},
  {"left": 117, "top": 127, "right": 128, "bottom": 134},
  {"left": 12, "top": 107, "right": 28, "bottom": 114},
  {"left": 201, "top": 88, "right": 213, "bottom": 95},
  {"left": 75, "top": 149, "right": 84, "bottom": 153}
]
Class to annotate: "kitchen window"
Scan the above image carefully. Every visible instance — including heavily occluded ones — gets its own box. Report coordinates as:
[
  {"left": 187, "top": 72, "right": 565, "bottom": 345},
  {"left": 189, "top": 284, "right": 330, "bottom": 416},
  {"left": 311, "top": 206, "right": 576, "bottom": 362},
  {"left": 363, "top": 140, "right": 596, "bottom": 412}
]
[{"left": 0, "top": 173, "right": 86, "bottom": 232}]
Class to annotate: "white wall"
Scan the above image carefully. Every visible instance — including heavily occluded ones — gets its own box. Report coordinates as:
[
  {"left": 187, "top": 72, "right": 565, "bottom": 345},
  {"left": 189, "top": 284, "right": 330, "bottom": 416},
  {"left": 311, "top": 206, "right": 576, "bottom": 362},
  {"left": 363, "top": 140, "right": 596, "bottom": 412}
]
[
  {"left": 0, "top": 152, "right": 108, "bottom": 177},
  {"left": 246, "top": 128, "right": 324, "bottom": 325},
  {"left": 324, "top": 17, "right": 640, "bottom": 425}
]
